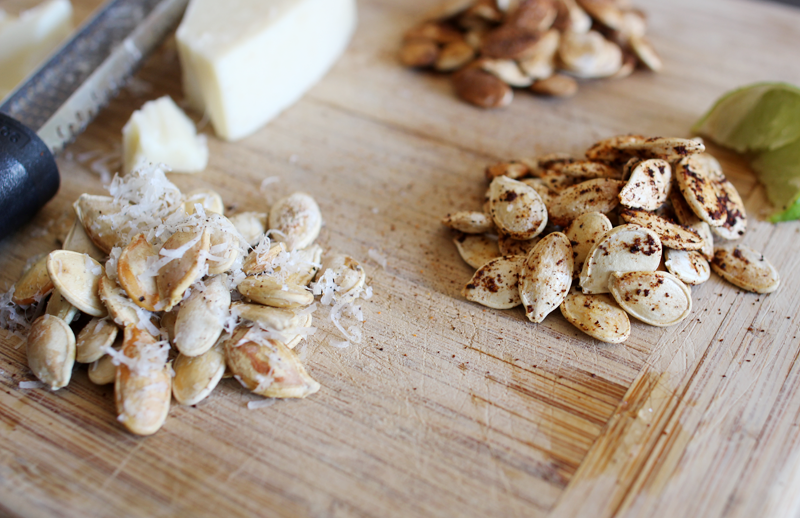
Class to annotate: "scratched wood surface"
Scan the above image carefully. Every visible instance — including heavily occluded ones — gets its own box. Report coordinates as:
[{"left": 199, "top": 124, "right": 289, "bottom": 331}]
[{"left": 1, "top": 0, "right": 800, "bottom": 516}]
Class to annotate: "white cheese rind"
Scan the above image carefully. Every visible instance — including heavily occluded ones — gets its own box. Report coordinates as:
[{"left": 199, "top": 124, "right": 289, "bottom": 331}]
[
  {"left": 176, "top": 0, "right": 357, "bottom": 142},
  {"left": 122, "top": 96, "right": 208, "bottom": 174},
  {"left": 0, "top": 0, "right": 73, "bottom": 100}
]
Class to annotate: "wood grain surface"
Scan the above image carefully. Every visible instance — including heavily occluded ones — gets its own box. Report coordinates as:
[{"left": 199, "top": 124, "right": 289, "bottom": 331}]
[{"left": 2, "top": 0, "right": 800, "bottom": 516}]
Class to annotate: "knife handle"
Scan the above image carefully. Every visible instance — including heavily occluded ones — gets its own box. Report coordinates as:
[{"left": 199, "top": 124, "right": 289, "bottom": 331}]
[{"left": 0, "top": 112, "right": 60, "bottom": 241}]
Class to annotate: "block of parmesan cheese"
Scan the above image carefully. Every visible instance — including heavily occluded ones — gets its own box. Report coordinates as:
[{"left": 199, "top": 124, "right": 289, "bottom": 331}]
[
  {"left": 176, "top": 0, "right": 357, "bottom": 142},
  {"left": 0, "top": 0, "right": 73, "bottom": 100},
  {"left": 122, "top": 96, "right": 208, "bottom": 174}
]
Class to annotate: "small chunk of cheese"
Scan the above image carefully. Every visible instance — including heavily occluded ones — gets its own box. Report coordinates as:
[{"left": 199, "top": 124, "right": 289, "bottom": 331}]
[
  {"left": 176, "top": 0, "right": 357, "bottom": 141},
  {"left": 0, "top": 0, "right": 73, "bottom": 100},
  {"left": 122, "top": 96, "right": 209, "bottom": 174}
]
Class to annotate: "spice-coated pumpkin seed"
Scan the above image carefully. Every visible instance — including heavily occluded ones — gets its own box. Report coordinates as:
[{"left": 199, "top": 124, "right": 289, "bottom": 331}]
[
  {"left": 172, "top": 342, "right": 226, "bottom": 406},
  {"left": 225, "top": 327, "right": 320, "bottom": 399},
  {"left": 580, "top": 224, "right": 662, "bottom": 294},
  {"left": 486, "top": 160, "right": 531, "bottom": 180},
  {"left": 619, "top": 208, "right": 704, "bottom": 251},
  {"left": 520, "top": 178, "right": 555, "bottom": 206},
  {"left": 564, "top": 211, "right": 613, "bottom": 279},
  {"left": 675, "top": 154, "right": 727, "bottom": 227},
  {"left": 664, "top": 249, "right": 710, "bottom": 286},
  {"left": 463, "top": 255, "right": 525, "bottom": 309},
  {"left": 619, "top": 158, "right": 671, "bottom": 211},
  {"left": 711, "top": 245, "right": 780, "bottom": 294},
  {"left": 269, "top": 192, "right": 322, "bottom": 252},
  {"left": 561, "top": 160, "right": 622, "bottom": 180},
  {"left": 618, "top": 137, "right": 704, "bottom": 162},
  {"left": 548, "top": 178, "right": 625, "bottom": 226},
  {"left": 12, "top": 255, "right": 54, "bottom": 305},
  {"left": 26, "top": 315, "right": 76, "bottom": 390},
  {"left": 585, "top": 134, "right": 645, "bottom": 165},
  {"left": 47, "top": 250, "right": 107, "bottom": 317},
  {"left": 117, "top": 233, "right": 160, "bottom": 311},
  {"left": 560, "top": 289, "right": 631, "bottom": 343},
  {"left": 609, "top": 270, "right": 692, "bottom": 327},
  {"left": 75, "top": 317, "right": 118, "bottom": 363},
  {"left": 519, "top": 233, "right": 573, "bottom": 323},
  {"left": 498, "top": 233, "right": 540, "bottom": 257},
  {"left": 488, "top": 176, "right": 548, "bottom": 240},
  {"left": 708, "top": 164, "right": 747, "bottom": 240}
]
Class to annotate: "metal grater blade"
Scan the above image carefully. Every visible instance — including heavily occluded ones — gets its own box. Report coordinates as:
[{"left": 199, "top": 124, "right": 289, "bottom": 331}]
[{"left": 0, "top": 0, "right": 188, "bottom": 154}]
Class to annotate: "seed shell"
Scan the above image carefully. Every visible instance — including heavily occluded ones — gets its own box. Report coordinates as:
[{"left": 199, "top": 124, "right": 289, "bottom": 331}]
[
  {"left": 463, "top": 255, "right": 525, "bottom": 309},
  {"left": 117, "top": 233, "right": 160, "bottom": 311},
  {"left": 443, "top": 211, "right": 496, "bottom": 234},
  {"left": 519, "top": 233, "right": 573, "bottom": 323},
  {"left": 26, "top": 315, "right": 76, "bottom": 390},
  {"left": 619, "top": 159, "right": 671, "bottom": 211},
  {"left": 564, "top": 211, "right": 613, "bottom": 278},
  {"left": 560, "top": 289, "right": 630, "bottom": 343},
  {"left": 675, "top": 154, "right": 727, "bottom": 227},
  {"left": 75, "top": 318, "right": 118, "bottom": 363},
  {"left": 238, "top": 277, "right": 314, "bottom": 308},
  {"left": 46, "top": 250, "right": 107, "bottom": 317},
  {"left": 580, "top": 224, "right": 662, "bottom": 294},
  {"left": 711, "top": 245, "right": 780, "bottom": 294},
  {"left": 12, "top": 255, "right": 54, "bottom": 305},
  {"left": 156, "top": 228, "right": 211, "bottom": 311},
  {"left": 174, "top": 275, "right": 231, "bottom": 357},
  {"left": 269, "top": 192, "right": 322, "bottom": 252},
  {"left": 619, "top": 208, "right": 704, "bottom": 251},
  {"left": 618, "top": 137, "right": 705, "bottom": 162},
  {"left": 664, "top": 249, "right": 711, "bottom": 286},
  {"left": 488, "top": 176, "right": 548, "bottom": 240},
  {"left": 172, "top": 342, "right": 226, "bottom": 406},
  {"left": 609, "top": 271, "right": 692, "bottom": 327},
  {"left": 549, "top": 178, "right": 625, "bottom": 226}
]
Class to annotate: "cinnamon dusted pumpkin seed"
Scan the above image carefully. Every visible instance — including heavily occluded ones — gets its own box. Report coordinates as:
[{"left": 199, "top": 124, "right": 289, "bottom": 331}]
[
  {"left": 498, "top": 233, "right": 540, "bottom": 256},
  {"left": 664, "top": 249, "right": 710, "bottom": 286},
  {"left": 585, "top": 134, "right": 644, "bottom": 165},
  {"left": 75, "top": 317, "right": 118, "bottom": 363},
  {"left": 463, "top": 255, "right": 525, "bottom": 309},
  {"left": 692, "top": 221, "right": 715, "bottom": 261},
  {"left": 609, "top": 271, "right": 692, "bottom": 327},
  {"left": 548, "top": 178, "right": 625, "bottom": 226},
  {"left": 580, "top": 224, "right": 662, "bottom": 294},
  {"left": 619, "top": 159, "right": 671, "bottom": 211},
  {"left": 117, "top": 233, "right": 160, "bottom": 311},
  {"left": 561, "top": 160, "right": 621, "bottom": 180},
  {"left": 174, "top": 275, "right": 231, "bottom": 357},
  {"left": 520, "top": 178, "right": 555, "bottom": 206},
  {"left": 488, "top": 176, "right": 548, "bottom": 240},
  {"left": 442, "top": 211, "right": 495, "bottom": 233},
  {"left": 560, "top": 289, "right": 630, "bottom": 343},
  {"left": 618, "top": 137, "right": 705, "bottom": 162},
  {"left": 26, "top": 315, "right": 76, "bottom": 390},
  {"left": 564, "top": 211, "right": 613, "bottom": 279},
  {"left": 619, "top": 208, "right": 704, "bottom": 251},
  {"left": 454, "top": 234, "right": 500, "bottom": 269},
  {"left": 711, "top": 245, "right": 780, "bottom": 294},
  {"left": 172, "top": 342, "right": 226, "bottom": 406},
  {"left": 47, "top": 250, "right": 107, "bottom": 317},
  {"left": 707, "top": 163, "right": 747, "bottom": 240},
  {"left": 675, "top": 154, "right": 727, "bottom": 227},
  {"left": 486, "top": 160, "right": 531, "bottom": 180},
  {"left": 12, "top": 255, "right": 54, "bottom": 305},
  {"left": 225, "top": 327, "right": 320, "bottom": 399},
  {"left": 519, "top": 233, "right": 573, "bottom": 323},
  {"left": 156, "top": 228, "right": 211, "bottom": 311}
]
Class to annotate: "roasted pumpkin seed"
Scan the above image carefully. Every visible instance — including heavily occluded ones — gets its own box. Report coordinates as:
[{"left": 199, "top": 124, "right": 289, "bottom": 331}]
[
  {"left": 609, "top": 271, "right": 692, "bottom": 327},
  {"left": 560, "top": 289, "right": 630, "bottom": 343},
  {"left": 519, "top": 233, "right": 573, "bottom": 323}
]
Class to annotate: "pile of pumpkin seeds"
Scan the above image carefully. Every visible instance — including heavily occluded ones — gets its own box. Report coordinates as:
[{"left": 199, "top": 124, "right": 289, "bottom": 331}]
[
  {"left": 443, "top": 135, "right": 780, "bottom": 343},
  {"left": 2, "top": 165, "right": 371, "bottom": 435},
  {"left": 400, "top": 0, "right": 661, "bottom": 108}
]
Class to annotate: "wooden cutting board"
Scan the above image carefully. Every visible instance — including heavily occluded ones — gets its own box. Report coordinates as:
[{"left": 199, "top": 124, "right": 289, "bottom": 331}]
[{"left": 2, "top": 0, "right": 800, "bottom": 516}]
